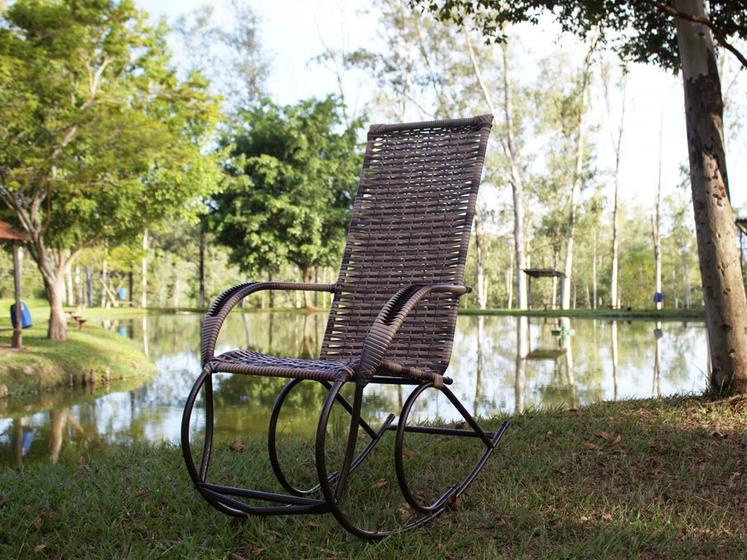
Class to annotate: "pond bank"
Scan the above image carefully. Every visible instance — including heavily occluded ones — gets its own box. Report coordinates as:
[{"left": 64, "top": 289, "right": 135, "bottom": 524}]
[
  {"left": 0, "top": 300, "right": 154, "bottom": 398},
  {"left": 1, "top": 396, "right": 744, "bottom": 558}
]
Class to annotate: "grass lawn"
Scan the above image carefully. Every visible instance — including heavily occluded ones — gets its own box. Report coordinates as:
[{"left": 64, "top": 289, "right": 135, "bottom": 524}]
[
  {"left": 0, "top": 299, "right": 154, "bottom": 397},
  {"left": 0, "top": 396, "right": 744, "bottom": 559}
]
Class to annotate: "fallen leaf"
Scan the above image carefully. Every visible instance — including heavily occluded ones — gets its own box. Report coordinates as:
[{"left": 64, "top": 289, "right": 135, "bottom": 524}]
[
  {"left": 610, "top": 434, "right": 622, "bottom": 445},
  {"left": 602, "top": 513, "right": 613, "bottom": 521},
  {"left": 710, "top": 430, "right": 727, "bottom": 439},
  {"left": 583, "top": 442, "right": 599, "bottom": 450},
  {"left": 307, "top": 521, "right": 320, "bottom": 528},
  {"left": 21, "top": 505, "right": 31, "bottom": 514},
  {"left": 402, "top": 449, "right": 416, "bottom": 458},
  {"left": 454, "top": 421, "right": 467, "bottom": 429},
  {"left": 33, "top": 544, "right": 46, "bottom": 554},
  {"left": 33, "top": 515, "right": 43, "bottom": 529},
  {"left": 595, "top": 431, "right": 610, "bottom": 440},
  {"left": 373, "top": 479, "right": 388, "bottom": 489},
  {"left": 229, "top": 441, "right": 247, "bottom": 452},
  {"left": 449, "top": 495, "right": 462, "bottom": 511}
]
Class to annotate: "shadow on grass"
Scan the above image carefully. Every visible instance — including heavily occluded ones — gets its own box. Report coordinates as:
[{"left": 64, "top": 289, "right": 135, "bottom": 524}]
[{"left": 0, "top": 397, "right": 745, "bottom": 559}]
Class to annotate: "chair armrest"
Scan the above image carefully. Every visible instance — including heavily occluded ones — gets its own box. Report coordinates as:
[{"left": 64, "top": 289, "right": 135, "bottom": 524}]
[
  {"left": 356, "top": 283, "right": 470, "bottom": 379},
  {"left": 201, "top": 281, "right": 335, "bottom": 365}
]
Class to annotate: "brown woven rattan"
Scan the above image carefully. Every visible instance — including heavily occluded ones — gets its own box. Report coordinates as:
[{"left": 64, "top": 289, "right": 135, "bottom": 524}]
[
  {"left": 202, "top": 115, "right": 493, "bottom": 384},
  {"left": 182, "top": 115, "right": 508, "bottom": 540}
]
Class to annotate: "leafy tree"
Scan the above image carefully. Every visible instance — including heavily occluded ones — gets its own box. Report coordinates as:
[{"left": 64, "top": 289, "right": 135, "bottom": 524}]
[
  {"left": 0, "top": 0, "right": 222, "bottom": 339},
  {"left": 412, "top": 0, "right": 747, "bottom": 393},
  {"left": 212, "top": 97, "right": 363, "bottom": 308}
]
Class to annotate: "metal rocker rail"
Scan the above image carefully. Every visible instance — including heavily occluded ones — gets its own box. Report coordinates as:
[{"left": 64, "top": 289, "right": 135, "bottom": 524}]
[{"left": 182, "top": 365, "right": 508, "bottom": 539}]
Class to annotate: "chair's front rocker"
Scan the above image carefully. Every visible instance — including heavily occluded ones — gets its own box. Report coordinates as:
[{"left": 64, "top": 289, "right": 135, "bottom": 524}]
[{"left": 181, "top": 366, "right": 508, "bottom": 539}]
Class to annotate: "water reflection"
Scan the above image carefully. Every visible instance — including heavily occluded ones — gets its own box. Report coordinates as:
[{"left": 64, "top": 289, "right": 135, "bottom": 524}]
[{"left": 0, "top": 312, "right": 709, "bottom": 467}]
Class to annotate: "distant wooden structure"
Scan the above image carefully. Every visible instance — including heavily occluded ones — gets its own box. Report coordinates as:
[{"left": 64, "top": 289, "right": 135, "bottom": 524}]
[
  {"left": 523, "top": 268, "right": 565, "bottom": 309},
  {"left": 1, "top": 220, "right": 29, "bottom": 349}
]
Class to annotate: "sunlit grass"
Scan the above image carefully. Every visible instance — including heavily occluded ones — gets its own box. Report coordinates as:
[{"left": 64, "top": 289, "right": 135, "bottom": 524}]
[
  {"left": 0, "top": 299, "right": 154, "bottom": 397},
  {"left": 1, "top": 396, "right": 744, "bottom": 559}
]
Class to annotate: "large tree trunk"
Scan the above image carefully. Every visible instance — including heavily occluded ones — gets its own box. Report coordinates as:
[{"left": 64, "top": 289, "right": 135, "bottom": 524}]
[
  {"left": 674, "top": 0, "right": 747, "bottom": 394},
  {"left": 43, "top": 270, "right": 67, "bottom": 341},
  {"left": 27, "top": 238, "right": 68, "bottom": 340},
  {"left": 301, "top": 266, "right": 314, "bottom": 309}
]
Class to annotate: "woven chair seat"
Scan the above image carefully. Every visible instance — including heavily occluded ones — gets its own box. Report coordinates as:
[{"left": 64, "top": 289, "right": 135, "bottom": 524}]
[{"left": 210, "top": 349, "right": 354, "bottom": 381}]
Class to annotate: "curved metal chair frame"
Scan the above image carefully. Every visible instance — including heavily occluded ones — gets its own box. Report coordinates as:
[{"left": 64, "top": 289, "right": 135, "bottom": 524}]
[{"left": 181, "top": 115, "right": 508, "bottom": 539}]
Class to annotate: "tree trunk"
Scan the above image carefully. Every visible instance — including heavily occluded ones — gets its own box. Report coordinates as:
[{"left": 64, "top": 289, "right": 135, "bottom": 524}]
[
  {"left": 44, "top": 271, "right": 67, "bottom": 340},
  {"left": 506, "top": 247, "right": 514, "bottom": 309},
  {"left": 198, "top": 217, "right": 206, "bottom": 309},
  {"left": 64, "top": 264, "right": 74, "bottom": 306},
  {"left": 75, "top": 266, "right": 83, "bottom": 307},
  {"left": 652, "top": 110, "right": 664, "bottom": 310},
  {"left": 592, "top": 235, "right": 598, "bottom": 309},
  {"left": 11, "top": 243, "right": 23, "bottom": 349},
  {"left": 560, "top": 41, "right": 594, "bottom": 310},
  {"left": 466, "top": 32, "right": 527, "bottom": 309},
  {"left": 674, "top": 0, "right": 747, "bottom": 394},
  {"left": 604, "top": 72, "right": 627, "bottom": 309},
  {"left": 100, "top": 260, "right": 108, "bottom": 308},
  {"left": 141, "top": 230, "right": 148, "bottom": 309},
  {"left": 302, "top": 266, "right": 314, "bottom": 309},
  {"left": 474, "top": 216, "right": 487, "bottom": 309},
  {"left": 85, "top": 264, "right": 94, "bottom": 307}
]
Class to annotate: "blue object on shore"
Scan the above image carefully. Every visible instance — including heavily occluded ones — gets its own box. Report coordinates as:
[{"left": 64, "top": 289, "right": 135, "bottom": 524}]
[
  {"left": 10, "top": 301, "right": 32, "bottom": 329},
  {"left": 653, "top": 292, "right": 664, "bottom": 303},
  {"left": 118, "top": 287, "right": 127, "bottom": 300}
]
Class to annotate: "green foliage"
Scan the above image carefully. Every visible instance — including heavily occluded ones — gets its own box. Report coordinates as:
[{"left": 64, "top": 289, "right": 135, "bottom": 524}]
[
  {"left": 0, "top": 0, "right": 223, "bottom": 251},
  {"left": 213, "top": 97, "right": 363, "bottom": 278},
  {"left": 411, "top": 0, "right": 747, "bottom": 71}
]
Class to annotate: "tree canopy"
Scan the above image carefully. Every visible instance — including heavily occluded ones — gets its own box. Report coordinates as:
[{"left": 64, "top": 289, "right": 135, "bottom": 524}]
[
  {"left": 411, "top": 0, "right": 747, "bottom": 70},
  {"left": 0, "top": 0, "right": 222, "bottom": 338},
  {"left": 212, "top": 97, "right": 362, "bottom": 286}
]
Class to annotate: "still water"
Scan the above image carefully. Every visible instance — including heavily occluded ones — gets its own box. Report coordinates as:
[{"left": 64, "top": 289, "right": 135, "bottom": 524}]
[{"left": 0, "top": 313, "right": 708, "bottom": 467}]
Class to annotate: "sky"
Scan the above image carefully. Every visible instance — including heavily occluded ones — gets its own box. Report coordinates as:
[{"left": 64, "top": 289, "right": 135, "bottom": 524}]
[{"left": 135, "top": 0, "right": 747, "bottom": 217}]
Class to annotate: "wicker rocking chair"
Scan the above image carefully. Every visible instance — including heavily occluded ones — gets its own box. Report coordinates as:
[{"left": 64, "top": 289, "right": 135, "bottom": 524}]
[{"left": 181, "top": 114, "right": 508, "bottom": 539}]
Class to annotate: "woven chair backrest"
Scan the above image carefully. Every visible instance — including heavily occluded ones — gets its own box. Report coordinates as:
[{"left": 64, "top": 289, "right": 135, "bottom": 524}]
[{"left": 320, "top": 115, "right": 493, "bottom": 375}]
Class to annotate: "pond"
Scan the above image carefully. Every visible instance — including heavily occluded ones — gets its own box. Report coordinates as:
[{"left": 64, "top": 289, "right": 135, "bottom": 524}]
[{"left": 0, "top": 312, "right": 709, "bottom": 467}]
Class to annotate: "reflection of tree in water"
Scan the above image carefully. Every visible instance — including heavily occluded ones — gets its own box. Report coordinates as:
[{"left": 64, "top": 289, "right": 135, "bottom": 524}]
[{"left": 2, "top": 313, "right": 712, "bottom": 466}]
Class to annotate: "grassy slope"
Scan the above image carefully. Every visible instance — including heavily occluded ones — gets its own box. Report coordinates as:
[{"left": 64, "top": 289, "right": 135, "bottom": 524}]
[
  {"left": 0, "top": 299, "right": 154, "bottom": 397},
  {"left": 0, "top": 396, "right": 744, "bottom": 559}
]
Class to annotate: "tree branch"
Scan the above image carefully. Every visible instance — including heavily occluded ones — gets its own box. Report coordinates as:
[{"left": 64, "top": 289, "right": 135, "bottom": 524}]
[{"left": 651, "top": 0, "right": 747, "bottom": 69}]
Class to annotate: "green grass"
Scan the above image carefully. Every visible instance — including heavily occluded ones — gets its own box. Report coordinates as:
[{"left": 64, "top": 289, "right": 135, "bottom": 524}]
[
  {"left": 0, "top": 299, "right": 154, "bottom": 397},
  {"left": 1, "top": 396, "right": 744, "bottom": 559}
]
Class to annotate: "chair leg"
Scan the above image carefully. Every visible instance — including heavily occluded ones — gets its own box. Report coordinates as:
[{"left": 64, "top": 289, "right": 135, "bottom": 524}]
[
  {"left": 181, "top": 364, "right": 246, "bottom": 517},
  {"left": 268, "top": 378, "right": 394, "bottom": 497},
  {"left": 394, "top": 382, "right": 509, "bottom": 516}
]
